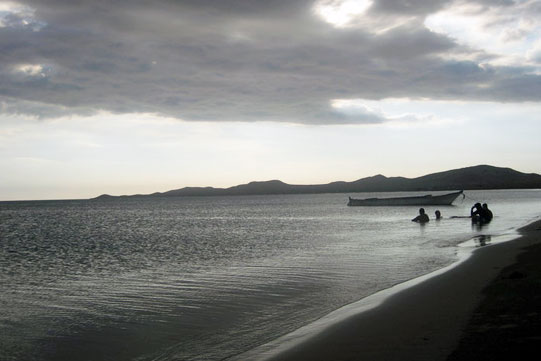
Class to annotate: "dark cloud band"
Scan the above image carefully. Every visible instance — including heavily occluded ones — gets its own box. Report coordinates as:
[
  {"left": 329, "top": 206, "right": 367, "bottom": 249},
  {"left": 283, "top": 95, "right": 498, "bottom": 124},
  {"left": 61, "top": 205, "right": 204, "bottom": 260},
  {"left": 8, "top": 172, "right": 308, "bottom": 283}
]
[{"left": 0, "top": 0, "right": 539, "bottom": 124}]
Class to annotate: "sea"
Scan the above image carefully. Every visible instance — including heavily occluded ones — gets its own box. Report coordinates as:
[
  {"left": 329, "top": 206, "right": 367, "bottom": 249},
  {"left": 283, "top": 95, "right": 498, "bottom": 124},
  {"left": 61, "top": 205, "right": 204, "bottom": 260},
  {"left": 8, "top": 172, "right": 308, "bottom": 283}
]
[{"left": 1, "top": 189, "right": 540, "bottom": 361}]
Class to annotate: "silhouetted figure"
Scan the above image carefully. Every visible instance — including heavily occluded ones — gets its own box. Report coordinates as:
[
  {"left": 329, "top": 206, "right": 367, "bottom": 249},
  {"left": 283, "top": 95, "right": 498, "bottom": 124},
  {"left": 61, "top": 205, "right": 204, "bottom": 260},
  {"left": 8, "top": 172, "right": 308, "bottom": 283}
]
[
  {"left": 471, "top": 202, "right": 492, "bottom": 224},
  {"left": 470, "top": 203, "right": 483, "bottom": 218},
  {"left": 435, "top": 210, "right": 442, "bottom": 220},
  {"left": 482, "top": 203, "right": 493, "bottom": 222},
  {"left": 412, "top": 208, "right": 429, "bottom": 223}
]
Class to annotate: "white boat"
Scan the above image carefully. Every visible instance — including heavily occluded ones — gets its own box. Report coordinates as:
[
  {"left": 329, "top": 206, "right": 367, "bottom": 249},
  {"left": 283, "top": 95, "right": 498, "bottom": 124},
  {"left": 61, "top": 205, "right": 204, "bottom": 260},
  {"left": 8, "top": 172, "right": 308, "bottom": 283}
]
[{"left": 347, "top": 190, "right": 464, "bottom": 206}]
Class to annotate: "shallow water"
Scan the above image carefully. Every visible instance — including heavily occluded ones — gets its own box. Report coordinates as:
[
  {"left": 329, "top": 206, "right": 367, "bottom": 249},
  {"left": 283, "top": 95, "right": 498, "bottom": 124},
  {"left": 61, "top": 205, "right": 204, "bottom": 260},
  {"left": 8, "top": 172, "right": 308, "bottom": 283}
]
[{"left": 1, "top": 190, "right": 540, "bottom": 360}]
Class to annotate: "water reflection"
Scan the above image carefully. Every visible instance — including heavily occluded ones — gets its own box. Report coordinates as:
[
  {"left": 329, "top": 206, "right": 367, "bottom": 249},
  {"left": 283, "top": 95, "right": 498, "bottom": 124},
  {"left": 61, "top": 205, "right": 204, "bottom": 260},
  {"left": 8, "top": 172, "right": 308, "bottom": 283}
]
[
  {"left": 1, "top": 190, "right": 540, "bottom": 361},
  {"left": 474, "top": 234, "right": 492, "bottom": 247}
]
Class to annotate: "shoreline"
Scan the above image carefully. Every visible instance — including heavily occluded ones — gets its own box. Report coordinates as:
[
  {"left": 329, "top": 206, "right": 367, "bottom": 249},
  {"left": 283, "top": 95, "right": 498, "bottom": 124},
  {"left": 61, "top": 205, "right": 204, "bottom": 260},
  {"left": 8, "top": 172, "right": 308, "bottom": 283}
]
[
  {"left": 233, "top": 217, "right": 541, "bottom": 361},
  {"left": 448, "top": 219, "right": 541, "bottom": 360}
]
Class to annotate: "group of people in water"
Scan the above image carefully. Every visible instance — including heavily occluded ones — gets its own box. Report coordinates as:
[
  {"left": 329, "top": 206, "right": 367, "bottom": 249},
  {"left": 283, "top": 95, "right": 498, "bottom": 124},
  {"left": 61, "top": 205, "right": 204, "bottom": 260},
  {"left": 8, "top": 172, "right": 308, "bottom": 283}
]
[
  {"left": 411, "top": 202, "right": 493, "bottom": 224},
  {"left": 470, "top": 202, "right": 493, "bottom": 224}
]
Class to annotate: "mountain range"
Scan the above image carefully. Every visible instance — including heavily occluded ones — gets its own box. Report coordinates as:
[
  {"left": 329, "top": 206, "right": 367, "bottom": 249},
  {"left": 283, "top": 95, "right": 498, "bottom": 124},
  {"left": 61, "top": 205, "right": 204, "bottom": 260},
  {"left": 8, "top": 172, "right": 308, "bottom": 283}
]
[{"left": 94, "top": 165, "right": 541, "bottom": 199}]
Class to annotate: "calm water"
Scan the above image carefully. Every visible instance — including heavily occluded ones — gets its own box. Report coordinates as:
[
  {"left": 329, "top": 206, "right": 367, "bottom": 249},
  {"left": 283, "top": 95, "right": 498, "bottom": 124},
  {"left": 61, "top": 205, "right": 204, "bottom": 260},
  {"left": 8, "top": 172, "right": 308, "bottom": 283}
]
[{"left": 1, "top": 190, "right": 540, "bottom": 361}]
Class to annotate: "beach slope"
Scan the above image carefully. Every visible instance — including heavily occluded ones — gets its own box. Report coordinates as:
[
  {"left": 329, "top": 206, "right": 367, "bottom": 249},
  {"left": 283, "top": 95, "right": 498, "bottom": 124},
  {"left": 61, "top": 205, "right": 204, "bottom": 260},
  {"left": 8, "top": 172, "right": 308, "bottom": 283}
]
[{"left": 258, "top": 219, "right": 541, "bottom": 361}]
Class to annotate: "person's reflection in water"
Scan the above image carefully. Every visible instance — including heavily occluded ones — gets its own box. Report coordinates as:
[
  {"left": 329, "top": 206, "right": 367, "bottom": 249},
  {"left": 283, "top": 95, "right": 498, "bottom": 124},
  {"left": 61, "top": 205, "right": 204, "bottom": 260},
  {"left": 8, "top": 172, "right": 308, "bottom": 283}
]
[{"left": 476, "top": 234, "right": 492, "bottom": 246}]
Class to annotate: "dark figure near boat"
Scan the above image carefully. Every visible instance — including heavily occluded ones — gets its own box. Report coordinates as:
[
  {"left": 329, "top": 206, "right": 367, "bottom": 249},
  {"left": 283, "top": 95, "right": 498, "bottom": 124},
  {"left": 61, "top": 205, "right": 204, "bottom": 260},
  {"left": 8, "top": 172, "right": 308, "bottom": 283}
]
[
  {"left": 435, "top": 210, "right": 442, "bottom": 220},
  {"left": 471, "top": 202, "right": 493, "bottom": 224},
  {"left": 482, "top": 203, "right": 493, "bottom": 222},
  {"left": 412, "top": 208, "right": 429, "bottom": 223}
]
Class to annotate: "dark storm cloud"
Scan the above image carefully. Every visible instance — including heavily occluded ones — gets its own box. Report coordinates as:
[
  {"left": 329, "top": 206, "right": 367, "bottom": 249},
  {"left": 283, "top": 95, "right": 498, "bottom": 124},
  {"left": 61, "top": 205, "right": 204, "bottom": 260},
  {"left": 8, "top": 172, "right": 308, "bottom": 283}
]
[{"left": 0, "top": 0, "right": 539, "bottom": 124}]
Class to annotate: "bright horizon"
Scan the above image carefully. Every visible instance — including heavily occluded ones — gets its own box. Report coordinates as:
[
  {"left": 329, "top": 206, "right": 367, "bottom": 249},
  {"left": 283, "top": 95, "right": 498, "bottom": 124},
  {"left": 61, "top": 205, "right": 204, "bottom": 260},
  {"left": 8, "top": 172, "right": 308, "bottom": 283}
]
[{"left": 1, "top": 0, "right": 541, "bottom": 201}]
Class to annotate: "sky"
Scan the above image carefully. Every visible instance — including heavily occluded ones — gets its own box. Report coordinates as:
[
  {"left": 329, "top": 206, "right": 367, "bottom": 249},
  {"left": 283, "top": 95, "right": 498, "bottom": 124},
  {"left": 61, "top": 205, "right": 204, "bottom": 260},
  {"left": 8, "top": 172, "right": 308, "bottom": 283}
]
[{"left": 1, "top": 0, "right": 540, "bottom": 200}]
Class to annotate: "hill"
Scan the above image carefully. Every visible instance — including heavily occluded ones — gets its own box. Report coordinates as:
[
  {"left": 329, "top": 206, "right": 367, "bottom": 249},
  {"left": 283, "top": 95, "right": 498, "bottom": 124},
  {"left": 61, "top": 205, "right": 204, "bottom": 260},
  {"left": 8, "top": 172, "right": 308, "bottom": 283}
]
[{"left": 93, "top": 165, "right": 541, "bottom": 199}]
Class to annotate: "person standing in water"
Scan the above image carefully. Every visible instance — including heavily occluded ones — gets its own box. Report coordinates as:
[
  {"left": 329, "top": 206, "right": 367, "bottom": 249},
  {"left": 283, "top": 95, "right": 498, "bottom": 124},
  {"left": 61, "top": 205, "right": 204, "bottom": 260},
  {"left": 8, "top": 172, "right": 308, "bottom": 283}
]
[
  {"left": 412, "top": 208, "right": 429, "bottom": 223},
  {"left": 482, "top": 203, "right": 493, "bottom": 222},
  {"left": 471, "top": 202, "right": 493, "bottom": 223},
  {"left": 470, "top": 203, "right": 483, "bottom": 218},
  {"left": 435, "top": 210, "right": 442, "bottom": 220}
]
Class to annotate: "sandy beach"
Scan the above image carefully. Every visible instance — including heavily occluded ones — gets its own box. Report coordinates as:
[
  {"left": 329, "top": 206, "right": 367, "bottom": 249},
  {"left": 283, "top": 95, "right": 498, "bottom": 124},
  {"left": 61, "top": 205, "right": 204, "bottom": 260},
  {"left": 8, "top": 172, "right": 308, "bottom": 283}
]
[{"left": 257, "top": 219, "right": 541, "bottom": 361}]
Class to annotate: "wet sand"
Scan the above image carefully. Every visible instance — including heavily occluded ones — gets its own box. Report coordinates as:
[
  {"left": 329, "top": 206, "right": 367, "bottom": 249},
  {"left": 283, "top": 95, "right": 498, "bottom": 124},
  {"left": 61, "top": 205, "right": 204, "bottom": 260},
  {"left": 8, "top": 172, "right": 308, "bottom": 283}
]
[
  {"left": 257, "top": 219, "right": 541, "bottom": 361},
  {"left": 448, "top": 220, "right": 541, "bottom": 361}
]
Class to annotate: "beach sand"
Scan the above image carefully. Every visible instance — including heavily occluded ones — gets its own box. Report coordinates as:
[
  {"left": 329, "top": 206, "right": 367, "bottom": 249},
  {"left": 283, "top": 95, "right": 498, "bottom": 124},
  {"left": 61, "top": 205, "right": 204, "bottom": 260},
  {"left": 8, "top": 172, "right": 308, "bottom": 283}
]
[
  {"left": 260, "top": 219, "right": 541, "bottom": 361},
  {"left": 448, "top": 220, "right": 541, "bottom": 361}
]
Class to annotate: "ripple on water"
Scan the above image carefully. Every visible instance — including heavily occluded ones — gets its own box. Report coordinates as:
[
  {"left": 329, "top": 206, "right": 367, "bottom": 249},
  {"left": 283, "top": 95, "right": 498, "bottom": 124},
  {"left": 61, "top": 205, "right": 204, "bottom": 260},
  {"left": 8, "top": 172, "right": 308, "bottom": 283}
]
[{"left": 1, "top": 191, "right": 540, "bottom": 360}]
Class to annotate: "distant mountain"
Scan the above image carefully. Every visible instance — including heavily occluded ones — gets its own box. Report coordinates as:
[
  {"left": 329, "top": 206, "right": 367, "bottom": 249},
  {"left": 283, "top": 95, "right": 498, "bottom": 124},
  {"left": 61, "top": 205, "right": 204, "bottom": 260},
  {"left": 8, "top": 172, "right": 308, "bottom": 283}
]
[{"left": 93, "top": 165, "right": 541, "bottom": 199}]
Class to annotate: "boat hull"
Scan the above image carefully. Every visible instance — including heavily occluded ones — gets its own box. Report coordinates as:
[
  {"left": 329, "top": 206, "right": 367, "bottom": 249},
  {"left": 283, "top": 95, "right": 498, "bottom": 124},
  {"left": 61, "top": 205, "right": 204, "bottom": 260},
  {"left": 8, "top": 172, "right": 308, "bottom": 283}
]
[{"left": 347, "top": 190, "right": 464, "bottom": 206}]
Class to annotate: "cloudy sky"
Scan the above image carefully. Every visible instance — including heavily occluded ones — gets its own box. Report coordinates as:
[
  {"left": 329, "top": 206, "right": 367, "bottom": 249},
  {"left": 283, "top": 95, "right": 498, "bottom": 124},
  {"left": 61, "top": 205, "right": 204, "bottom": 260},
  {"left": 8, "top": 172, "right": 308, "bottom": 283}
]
[{"left": 1, "top": 0, "right": 540, "bottom": 200}]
